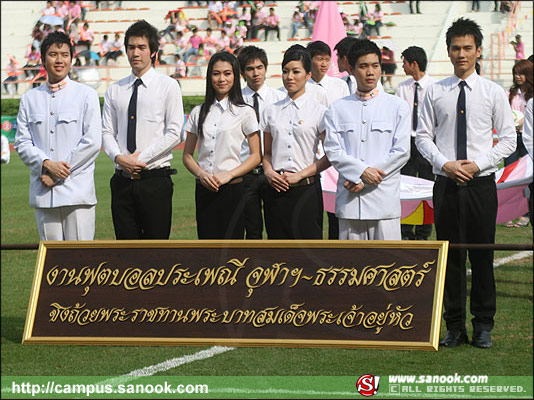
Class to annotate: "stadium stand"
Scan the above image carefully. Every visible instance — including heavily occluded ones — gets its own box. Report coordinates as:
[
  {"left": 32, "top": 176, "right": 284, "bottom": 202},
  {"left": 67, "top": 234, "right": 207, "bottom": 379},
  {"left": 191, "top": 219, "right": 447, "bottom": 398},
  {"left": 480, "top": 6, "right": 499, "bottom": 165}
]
[{"left": 1, "top": 1, "right": 532, "bottom": 97}]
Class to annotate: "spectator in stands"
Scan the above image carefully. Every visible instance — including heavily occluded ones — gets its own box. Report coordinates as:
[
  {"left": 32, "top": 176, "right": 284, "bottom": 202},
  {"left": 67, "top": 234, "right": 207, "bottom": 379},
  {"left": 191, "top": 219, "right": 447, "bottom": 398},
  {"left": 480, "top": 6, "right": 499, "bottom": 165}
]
[
  {"left": 77, "top": 22, "right": 94, "bottom": 51},
  {"left": 105, "top": 32, "right": 124, "bottom": 63},
  {"left": 238, "top": 6, "right": 252, "bottom": 39},
  {"left": 15, "top": 32, "right": 102, "bottom": 241},
  {"left": 381, "top": 46, "right": 396, "bottom": 90},
  {"left": 203, "top": 27, "right": 218, "bottom": 56},
  {"left": 42, "top": 24, "right": 54, "bottom": 38},
  {"left": 24, "top": 45, "right": 41, "bottom": 80},
  {"left": 510, "top": 34, "right": 525, "bottom": 63},
  {"left": 174, "top": 31, "right": 187, "bottom": 59},
  {"left": 290, "top": 8, "right": 305, "bottom": 39},
  {"left": 175, "top": 8, "right": 193, "bottom": 33},
  {"left": 184, "top": 27, "right": 203, "bottom": 63},
  {"left": 371, "top": 3, "right": 384, "bottom": 36},
  {"left": 41, "top": 1, "right": 56, "bottom": 16},
  {"left": 250, "top": 3, "right": 267, "bottom": 40},
  {"left": 500, "top": 0, "right": 513, "bottom": 12},
  {"left": 264, "top": 7, "right": 280, "bottom": 41},
  {"left": 216, "top": 29, "right": 230, "bottom": 52},
  {"left": 160, "top": 9, "right": 179, "bottom": 41},
  {"left": 31, "top": 23, "right": 45, "bottom": 50},
  {"left": 230, "top": 29, "right": 243, "bottom": 50},
  {"left": 352, "top": 17, "right": 364, "bottom": 39},
  {"left": 396, "top": 45, "right": 436, "bottom": 240},
  {"left": 207, "top": 1, "right": 224, "bottom": 29},
  {"left": 3, "top": 55, "right": 21, "bottom": 95},
  {"left": 471, "top": 1, "right": 480, "bottom": 12},
  {"left": 171, "top": 54, "right": 186, "bottom": 79},
  {"left": 182, "top": 51, "right": 260, "bottom": 239},
  {"left": 98, "top": 34, "right": 112, "bottom": 65},
  {"left": 158, "top": 36, "right": 167, "bottom": 64},
  {"left": 68, "top": 1, "right": 82, "bottom": 28}
]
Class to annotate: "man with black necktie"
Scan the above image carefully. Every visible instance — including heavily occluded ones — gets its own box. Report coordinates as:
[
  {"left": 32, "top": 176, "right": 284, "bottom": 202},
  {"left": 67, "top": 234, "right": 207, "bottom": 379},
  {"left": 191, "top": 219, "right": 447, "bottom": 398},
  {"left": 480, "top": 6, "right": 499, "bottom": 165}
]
[
  {"left": 237, "top": 46, "right": 285, "bottom": 239},
  {"left": 102, "top": 20, "right": 184, "bottom": 239},
  {"left": 396, "top": 46, "right": 436, "bottom": 240},
  {"left": 416, "top": 18, "right": 516, "bottom": 349}
]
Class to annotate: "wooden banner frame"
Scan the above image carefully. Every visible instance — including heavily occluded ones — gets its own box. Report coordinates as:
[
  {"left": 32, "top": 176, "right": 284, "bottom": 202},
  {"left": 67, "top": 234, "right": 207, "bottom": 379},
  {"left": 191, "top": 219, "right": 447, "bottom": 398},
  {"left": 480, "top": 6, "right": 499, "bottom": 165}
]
[{"left": 22, "top": 240, "right": 448, "bottom": 350}]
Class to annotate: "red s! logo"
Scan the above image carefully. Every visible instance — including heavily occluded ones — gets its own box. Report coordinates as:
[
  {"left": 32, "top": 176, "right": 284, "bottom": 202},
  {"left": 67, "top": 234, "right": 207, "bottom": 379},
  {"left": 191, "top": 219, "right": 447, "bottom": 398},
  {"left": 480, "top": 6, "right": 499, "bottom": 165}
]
[{"left": 356, "top": 374, "right": 380, "bottom": 397}]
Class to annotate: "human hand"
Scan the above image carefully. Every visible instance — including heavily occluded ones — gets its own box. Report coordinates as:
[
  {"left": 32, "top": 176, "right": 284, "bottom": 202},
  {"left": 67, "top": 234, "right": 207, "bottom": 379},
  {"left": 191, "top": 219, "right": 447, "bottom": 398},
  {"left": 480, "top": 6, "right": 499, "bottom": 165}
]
[
  {"left": 43, "top": 159, "right": 71, "bottom": 180},
  {"left": 264, "top": 169, "right": 289, "bottom": 192},
  {"left": 282, "top": 171, "right": 302, "bottom": 185},
  {"left": 115, "top": 152, "right": 147, "bottom": 175},
  {"left": 343, "top": 180, "right": 365, "bottom": 193},
  {"left": 442, "top": 160, "right": 475, "bottom": 183},
  {"left": 198, "top": 170, "right": 219, "bottom": 192},
  {"left": 213, "top": 171, "right": 233, "bottom": 187},
  {"left": 361, "top": 167, "right": 386, "bottom": 185},
  {"left": 40, "top": 173, "right": 57, "bottom": 187}
]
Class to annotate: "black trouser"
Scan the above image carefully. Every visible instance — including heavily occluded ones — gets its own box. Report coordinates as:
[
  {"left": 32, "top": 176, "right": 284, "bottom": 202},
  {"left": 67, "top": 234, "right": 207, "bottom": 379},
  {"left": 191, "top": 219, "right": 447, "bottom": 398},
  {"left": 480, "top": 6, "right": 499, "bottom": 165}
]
[
  {"left": 433, "top": 174, "right": 497, "bottom": 333},
  {"left": 110, "top": 173, "right": 174, "bottom": 239},
  {"left": 327, "top": 212, "right": 339, "bottom": 239},
  {"left": 195, "top": 181, "right": 247, "bottom": 239},
  {"left": 401, "top": 137, "right": 435, "bottom": 240},
  {"left": 265, "top": 25, "right": 280, "bottom": 40},
  {"left": 242, "top": 172, "right": 271, "bottom": 239},
  {"left": 266, "top": 179, "right": 323, "bottom": 239}
]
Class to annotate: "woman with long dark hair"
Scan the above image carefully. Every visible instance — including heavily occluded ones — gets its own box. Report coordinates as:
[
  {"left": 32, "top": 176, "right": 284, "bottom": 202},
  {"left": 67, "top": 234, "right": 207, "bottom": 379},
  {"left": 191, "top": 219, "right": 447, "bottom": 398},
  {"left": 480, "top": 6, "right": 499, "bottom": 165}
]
[
  {"left": 504, "top": 59, "right": 533, "bottom": 227},
  {"left": 183, "top": 51, "right": 260, "bottom": 239},
  {"left": 261, "top": 45, "right": 330, "bottom": 239}
]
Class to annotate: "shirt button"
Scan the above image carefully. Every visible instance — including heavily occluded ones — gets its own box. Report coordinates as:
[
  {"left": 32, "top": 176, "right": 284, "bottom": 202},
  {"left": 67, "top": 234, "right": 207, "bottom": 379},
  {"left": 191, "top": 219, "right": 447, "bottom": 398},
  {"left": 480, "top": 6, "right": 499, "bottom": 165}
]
[
  {"left": 52, "top": 94, "right": 56, "bottom": 98},
  {"left": 361, "top": 138, "right": 366, "bottom": 142},
  {"left": 362, "top": 120, "right": 367, "bottom": 124},
  {"left": 363, "top": 102, "right": 367, "bottom": 106},
  {"left": 50, "top": 148, "right": 55, "bottom": 152},
  {"left": 210, "top": 150, "right": 213, "bottom": 153},
  {"left": 50, "top": 129, "right": 54, "bottom": 134},
  {"left": 288, "top": 145, "right": 291, "bottom": 148},
  {"left": 50, "top": 111, "right": 54, "bottom": 116}
]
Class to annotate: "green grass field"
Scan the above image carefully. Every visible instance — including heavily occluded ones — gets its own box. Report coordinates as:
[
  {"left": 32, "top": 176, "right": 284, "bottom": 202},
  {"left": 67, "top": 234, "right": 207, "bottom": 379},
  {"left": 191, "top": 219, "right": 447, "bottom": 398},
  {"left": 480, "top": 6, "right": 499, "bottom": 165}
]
[{"left": 1, "top": 150, "right": 532, "bottom": 387}]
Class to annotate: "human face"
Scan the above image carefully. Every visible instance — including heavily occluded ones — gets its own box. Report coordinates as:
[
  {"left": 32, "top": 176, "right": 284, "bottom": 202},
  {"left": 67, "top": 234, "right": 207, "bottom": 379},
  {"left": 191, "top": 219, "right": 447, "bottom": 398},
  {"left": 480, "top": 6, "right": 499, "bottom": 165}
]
[
  {"left": 513, "top": 71, "right": 526, "bottom": 86},
  {"left": 243, "top": 58, "right": 266, "bottom": 92},
  {"left": 337, "top": 53, "right": 349, "bottom": 73},
  {"left": 448, "top": 34, "right": 481, "bottom": 80},
  {"left": 43, "top": 43, "right": 72, "bottom": 84},
  {"left": 127, "top": 35, "right": 155, "bottom": 77},
  {"left": 311, "top": 53, "right": 330, "bottom": 81},
  {"left": 282, "top": 60, "right": 311, "bottom": 99},
  {"left": 402, "top": 57, "right": 413, "bottom": 76},
  {"left": 211, "top": 60, "right": 234, "bottom": 100},
  {"left": 353, "top": 53, "right": 381, "bottom": 92}
]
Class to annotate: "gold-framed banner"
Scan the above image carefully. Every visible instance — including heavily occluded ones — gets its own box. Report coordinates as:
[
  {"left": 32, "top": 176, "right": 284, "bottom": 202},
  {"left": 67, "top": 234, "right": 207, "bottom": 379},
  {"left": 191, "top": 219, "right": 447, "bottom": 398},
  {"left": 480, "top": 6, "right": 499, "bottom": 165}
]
[{"left": 22, "top": 240, "right": 448, "bottom": 350}]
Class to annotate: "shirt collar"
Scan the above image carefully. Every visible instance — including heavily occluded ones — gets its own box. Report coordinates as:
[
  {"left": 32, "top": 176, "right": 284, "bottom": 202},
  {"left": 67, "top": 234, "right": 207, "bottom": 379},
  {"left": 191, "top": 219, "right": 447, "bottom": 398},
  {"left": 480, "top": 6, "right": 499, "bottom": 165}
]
[
  {"left": 281, "top": 92, "right": 308, "bottom": 110},
  {"left": 414, "top": 74, "right": 432, "bottom": 89},
  {"left": 129, "top": 67, "right": 155, "bottom": 89},
  {"left": 244, "top": 83, "right": 269, "bottom": 101},
  {"left": 213, "top": 96, "right": 230, "bottom": 112},
  {"left": 355, "top": 88, "right": 379, "bottom": 101},
  {"left": 451, "top": 70, "right": 478, "bottom": 91},
  {"left": 309, "top": 75, "right": 328, "bottom": 88},
  {"left": 46, "top": 76, "right": 70, "bottom": 93}
]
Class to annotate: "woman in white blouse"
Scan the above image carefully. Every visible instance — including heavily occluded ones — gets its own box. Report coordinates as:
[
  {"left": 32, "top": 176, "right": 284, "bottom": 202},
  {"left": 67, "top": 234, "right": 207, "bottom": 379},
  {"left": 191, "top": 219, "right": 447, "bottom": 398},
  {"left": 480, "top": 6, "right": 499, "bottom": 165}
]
[
  {"left": 183, "top": 51, "right": 260, "bottom": 239},
  {"left": 261, "top": 44, "right": 330, "bottom": 239}
]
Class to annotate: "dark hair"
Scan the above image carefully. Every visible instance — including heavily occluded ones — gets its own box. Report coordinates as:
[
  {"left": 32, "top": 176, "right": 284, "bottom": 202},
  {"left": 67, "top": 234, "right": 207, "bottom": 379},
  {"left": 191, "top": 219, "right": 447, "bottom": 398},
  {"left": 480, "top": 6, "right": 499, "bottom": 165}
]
[
  {"left": 334, "top": 37, "right": 360, "bottom": 59},
  {"left": 509, "top": 59, "right": 533, "bottom": 103},
  {"left": 401, "top": 46, "right": 428, "bottom": 72},
  {"left": 307, "top": 40, "right": 331, "bottom": 58},
  {"left": 198, "top": 51, "right": 247, "bottom": 136},
  {"left": 528, "top": 54, "right": 533, "bottom": 63},
  {"left": 446, "top": 17, "right": 483, "bottom": 49},
  {"left": 347, "top": 39, "right": 381, "bottom": 68},
  {"left": 237, "top": 45, "right": 268, "bottom": 74},
  {"left": 40, "top": 31, "right": 73, "bottom": 63},
  {"left": 125, "top": 20, "right": 160, "bottom": 65},
  {"left": 282, "top": 44, "right": 312, "bottom": 72}
]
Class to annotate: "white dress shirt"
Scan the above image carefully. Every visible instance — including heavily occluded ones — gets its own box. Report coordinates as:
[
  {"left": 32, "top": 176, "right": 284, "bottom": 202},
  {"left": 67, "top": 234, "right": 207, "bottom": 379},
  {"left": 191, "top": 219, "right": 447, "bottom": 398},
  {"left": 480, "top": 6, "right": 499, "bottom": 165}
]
[
  {"left": 308, "top": 74, "right": 350, "bottom": 106},
  {"left": 523, "top": 98, "right": 533, "bottom": 161},
  {"left": 102, "top": 67, "right": 184, "bottom": 170},
  {"left": 240, "top": 83, "right": 285, "bottom": 161},
  {"left": 185, "top": 97, "right": 258, "bottom": 175},
  {"left": 415, "top": 72, "right": 516, "bottom": 177},
  {"left": 278, "top": 82, "right": 329, "bottom": 107},
  {"left": 323, "top": 92, "right": 411, "bottom": 220},
  {"left": 15, "top": 77, "right": 102, "bottom": 208},
  {"left": 261, "top": 93, "right": 326, "bottom": 172},
  {"left": 395, "top": 74, "right": 436, "bottom": 137}
]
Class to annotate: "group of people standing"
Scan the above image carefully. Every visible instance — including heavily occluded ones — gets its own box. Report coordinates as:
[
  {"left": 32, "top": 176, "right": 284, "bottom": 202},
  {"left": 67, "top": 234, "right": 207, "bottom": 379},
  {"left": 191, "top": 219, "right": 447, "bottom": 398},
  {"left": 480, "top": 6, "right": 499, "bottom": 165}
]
[{"left": 14, "top": 17, "right": 530, "bottom": 350}]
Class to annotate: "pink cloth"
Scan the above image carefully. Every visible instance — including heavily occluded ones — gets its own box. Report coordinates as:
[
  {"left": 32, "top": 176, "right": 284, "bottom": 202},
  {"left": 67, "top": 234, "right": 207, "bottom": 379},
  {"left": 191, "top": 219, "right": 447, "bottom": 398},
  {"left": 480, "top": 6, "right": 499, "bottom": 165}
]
[
  {"left": 515, "top": 41, "right": 525, "bottom": 60},
  {"left": 189, "top": 35, "right": 203, "bottom": 49},
  {"left": 266, "top": 14, "right": 279, "bottom": 26}
]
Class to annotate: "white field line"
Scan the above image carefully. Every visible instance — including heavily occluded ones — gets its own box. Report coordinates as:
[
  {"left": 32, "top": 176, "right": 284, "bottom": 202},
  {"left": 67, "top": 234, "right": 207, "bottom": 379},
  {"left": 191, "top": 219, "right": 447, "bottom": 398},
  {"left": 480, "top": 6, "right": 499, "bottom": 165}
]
[{"left": 467, "top": 251, "right": 532, "bottom": 275}]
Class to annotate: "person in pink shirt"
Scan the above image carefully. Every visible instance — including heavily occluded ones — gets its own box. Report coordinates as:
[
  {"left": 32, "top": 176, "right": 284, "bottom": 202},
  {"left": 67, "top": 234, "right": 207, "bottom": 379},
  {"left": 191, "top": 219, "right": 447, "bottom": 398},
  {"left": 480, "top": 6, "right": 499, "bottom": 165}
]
[
  {"left": 510, "top": 34, "right": 525, "bottom": 61},
  {"left": 67, "top": 1, "right": 82, "bottom": 30},
  {"left": 77, "top": 22, "right": 94, "bottom": 50},
  {"left": 42, "top": 1, "right": 56, "bottom": 16},
  {"left": 264, "top": 7, "right": 280, "bottom": 41},
  {"left": 251, "top": 4, "right": 267, "bottom": 40},
  {"left": 371, "top": 3, "right": 384, "bottom": 36},
  {"left": 183, "top": 27, "right": 203, "bottom": 62},
  {"left": 203, "top": 27, "right": 218, "bottom": 56},
  {"left": 216, "top": 29, "right": 231, "bottom": 52}
]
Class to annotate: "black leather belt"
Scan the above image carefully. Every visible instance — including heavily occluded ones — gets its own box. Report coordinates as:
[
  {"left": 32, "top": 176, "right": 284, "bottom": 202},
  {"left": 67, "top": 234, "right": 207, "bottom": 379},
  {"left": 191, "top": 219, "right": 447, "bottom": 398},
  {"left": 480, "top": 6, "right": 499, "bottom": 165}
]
[
  {"left": 115, "top": 167, "right": 177, "bottom": 180},
  {"left": 437, "top": 173, "right": 495, "bottom": 187}
]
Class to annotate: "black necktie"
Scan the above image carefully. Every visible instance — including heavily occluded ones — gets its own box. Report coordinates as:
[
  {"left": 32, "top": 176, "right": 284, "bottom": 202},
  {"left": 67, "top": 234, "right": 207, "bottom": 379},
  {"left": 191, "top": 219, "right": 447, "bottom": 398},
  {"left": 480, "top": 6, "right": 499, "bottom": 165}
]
[
  {"left": 252, "top": 92, "right": 260, "bottom": 122},
  {"left": 456, "top": 81, "right": 467, "bottom": 160},
  {"left": 127, "top": 78, "right": 143, "bottom": 154},
  {"left": 346, "top": 76, "right": 352, "bottom": 93},
  {"left": 413, "top": 82, "right": 419, "bottom": 131}
]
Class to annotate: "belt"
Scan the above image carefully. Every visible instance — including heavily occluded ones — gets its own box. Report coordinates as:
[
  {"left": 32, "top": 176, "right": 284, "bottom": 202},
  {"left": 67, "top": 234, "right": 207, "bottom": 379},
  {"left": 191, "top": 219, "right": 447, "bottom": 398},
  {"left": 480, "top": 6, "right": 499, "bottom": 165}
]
[
  {"left": 288, "top": 175, "right": 319, "bottom": 188},
  {"left": 437, "top": 173, "right": 495, "bottom": 187},
  {"left": 248, "top": 165, "right": 264, "bottom": 175},
  {"left": 196, "top": 177, "right": 243, "bottom": 185},
  {"left": 115, "top": 167, "right": 177, "bottom": 180}
]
